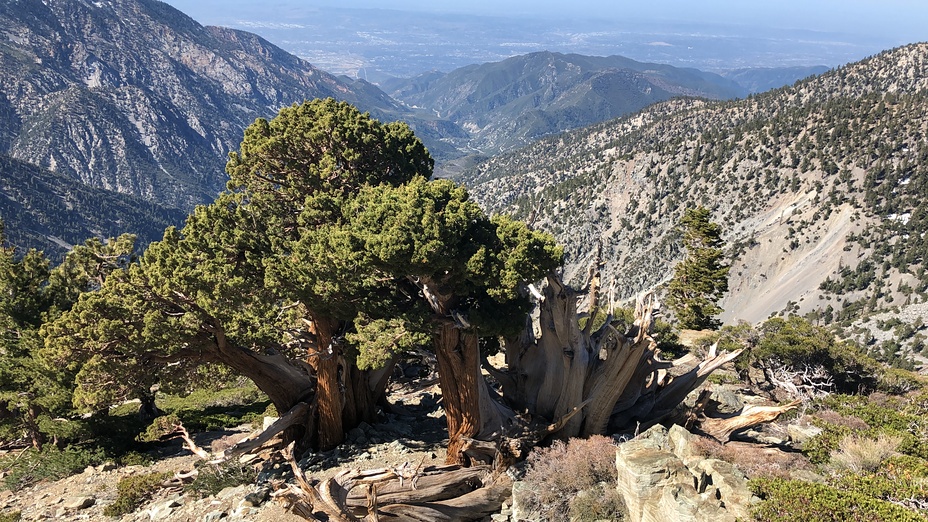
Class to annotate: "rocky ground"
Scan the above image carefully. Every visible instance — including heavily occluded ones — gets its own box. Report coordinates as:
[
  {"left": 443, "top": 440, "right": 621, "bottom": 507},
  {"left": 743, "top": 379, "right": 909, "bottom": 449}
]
[
  {"left": 0, "top": 370, "right": 451, "bottom": 521},
  {"left": 0, "top": 358, "right": 822, "bottom": 522}
]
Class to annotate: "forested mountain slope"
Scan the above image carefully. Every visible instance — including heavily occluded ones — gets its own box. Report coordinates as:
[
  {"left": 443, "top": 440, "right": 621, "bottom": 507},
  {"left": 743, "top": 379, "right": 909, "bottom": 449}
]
[
  {"left": 462, "top": 44, "right": 928, "bottom": 324},
  {"left": 0, "top": 0, "right": 457, "bottom": 208},
  {"left": 0, "top": 154, "right": 186, "bottom": 260},
  {"left": 385, "top": 51, "right": 746, "bottom": 155}
]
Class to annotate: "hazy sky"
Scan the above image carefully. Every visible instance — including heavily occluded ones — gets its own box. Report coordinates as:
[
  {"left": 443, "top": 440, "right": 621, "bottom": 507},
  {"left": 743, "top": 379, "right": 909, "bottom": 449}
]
[{"left": 162, "top": 0, "right": 928, "bottom": 44}]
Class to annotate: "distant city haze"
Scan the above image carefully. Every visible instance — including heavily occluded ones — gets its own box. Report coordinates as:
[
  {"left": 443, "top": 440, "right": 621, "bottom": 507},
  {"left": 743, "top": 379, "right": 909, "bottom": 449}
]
[{"left": 161, "top": 0, "right": 927, "bottom": 78}]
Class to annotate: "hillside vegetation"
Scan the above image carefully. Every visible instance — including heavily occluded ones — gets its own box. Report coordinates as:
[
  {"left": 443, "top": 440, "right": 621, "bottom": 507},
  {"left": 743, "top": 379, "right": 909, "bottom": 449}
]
[
  {"left": 462, "top": 43, "right": 928, "bottom": 326},
  {"left": 0, "top": 154, "right": 186, "bottom": 260},
  {"left": 386, "top": 51, "right": 745, "bottom": 156}
]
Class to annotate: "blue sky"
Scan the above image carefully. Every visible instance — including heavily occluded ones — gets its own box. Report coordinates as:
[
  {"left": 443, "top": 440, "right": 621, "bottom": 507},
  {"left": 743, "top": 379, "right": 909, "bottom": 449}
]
[{"left": 162, "top": 0, "right": 928, "bottom": 44}]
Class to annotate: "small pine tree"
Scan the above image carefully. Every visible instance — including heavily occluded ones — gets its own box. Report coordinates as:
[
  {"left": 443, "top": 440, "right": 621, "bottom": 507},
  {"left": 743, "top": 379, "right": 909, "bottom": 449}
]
[{"left": 666, "top": 207, "right": 730, "bottom": 330}]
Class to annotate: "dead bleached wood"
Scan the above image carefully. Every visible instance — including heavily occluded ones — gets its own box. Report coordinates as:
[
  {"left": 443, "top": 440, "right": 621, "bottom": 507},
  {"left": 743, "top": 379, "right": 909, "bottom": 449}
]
[
  {"left": 698, "top": 400, "right": 802, "bottom": 442},
  {"left": 164, "top": 423, "right": 211, "bottom": 460},
  {"left": 277, "top": 440, "right": 508, "bottom": 521},
  {"left": 499, "top": 271, "right": 749, "bottom": 444},
  {"left": 219, "top": 402, "right": 311, "bottom": 460}
]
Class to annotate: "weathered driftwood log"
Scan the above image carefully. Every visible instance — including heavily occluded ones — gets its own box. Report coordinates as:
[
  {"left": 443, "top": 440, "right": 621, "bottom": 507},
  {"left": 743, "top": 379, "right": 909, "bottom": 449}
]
[
  {"left": 698, "top": 399, "right": 802, "bottom": 442},
  {"left": 276, "top": 442, "right": 509, "bottom": 521}
]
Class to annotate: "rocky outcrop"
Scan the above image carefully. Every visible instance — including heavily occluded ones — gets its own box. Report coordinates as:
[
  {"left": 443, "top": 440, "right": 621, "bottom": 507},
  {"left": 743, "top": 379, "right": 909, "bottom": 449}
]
[{"left": 616, "top": 424, "right": 757, "bottom": 522}]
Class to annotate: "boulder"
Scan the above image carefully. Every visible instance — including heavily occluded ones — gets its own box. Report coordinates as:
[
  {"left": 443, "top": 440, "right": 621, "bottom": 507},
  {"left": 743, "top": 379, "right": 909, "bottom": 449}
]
[
  {"left": 787, "top": 423, "right": 823, "bottom": 445},
  {"left": 616, "top": 425, "right": 757, "bottom": 522},
  {"left": 63, "top": 496, "right": 95, "bottom": 510},
  {"left": 708, "top": 387, "right": 745, "bottom": 415}
]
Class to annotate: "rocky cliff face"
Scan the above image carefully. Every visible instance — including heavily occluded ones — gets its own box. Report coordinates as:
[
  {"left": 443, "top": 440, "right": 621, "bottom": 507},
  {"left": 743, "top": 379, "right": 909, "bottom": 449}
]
[{"left": 0, "top": 0, "right": 432, "bottom": 208}]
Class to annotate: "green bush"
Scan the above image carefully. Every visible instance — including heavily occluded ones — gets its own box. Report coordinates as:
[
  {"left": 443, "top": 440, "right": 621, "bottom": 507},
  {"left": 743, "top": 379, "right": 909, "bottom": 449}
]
[
  {"left": 805, "top": 394, "right": 928, "bottom": 463},
  {"left": 835, "top": 456, "right": 928, "bottom": 509},
  {"left": 103, "top": 472, "right": 170, "bottom": 517},
  {"left": 0, "top": 511, "right": 21, "bottom": 522},
  {"left": 750, "top": 478, "right": 928, "bottom": 521},
  {"left": 752, "top": 316, "right": 880, "bottom": 393},
  {"left": 1, "top": 445, "right": 106, "bottom": 491},
  {"left": 185, "top": 461, "right": 257, "bottom": 498}
]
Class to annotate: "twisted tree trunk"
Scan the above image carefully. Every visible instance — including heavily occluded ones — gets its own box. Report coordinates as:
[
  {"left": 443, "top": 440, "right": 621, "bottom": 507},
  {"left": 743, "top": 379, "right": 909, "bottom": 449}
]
[
  {"left": 440, "top": 271, "right": 747, "bottom": 462},
  {"left": 307, "top": 316, "right": 394, "bottom": 451}
]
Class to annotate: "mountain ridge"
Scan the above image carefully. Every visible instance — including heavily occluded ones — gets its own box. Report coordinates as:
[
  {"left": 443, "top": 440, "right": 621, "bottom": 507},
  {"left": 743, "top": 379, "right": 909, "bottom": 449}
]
[
  {"left": 0, "top": 0, "right": 457, "bottom": 208},
  {"left": 386, "top": 50, "right": 747, "bottom": 156},
  {"left": 461, "top": 43, "right": 928, "bottom": 325}
]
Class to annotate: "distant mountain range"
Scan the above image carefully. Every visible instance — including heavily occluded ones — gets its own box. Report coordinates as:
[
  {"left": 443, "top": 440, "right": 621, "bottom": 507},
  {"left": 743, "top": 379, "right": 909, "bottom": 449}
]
[
  {"left": 0, "top": 0, "right": 835, "bottom": 260},
  {"left": 462, "top": 43, "right": 928, "bottom": 325},
  {"left": 383, "top": 51, "right": 747, "bottom": 156}
]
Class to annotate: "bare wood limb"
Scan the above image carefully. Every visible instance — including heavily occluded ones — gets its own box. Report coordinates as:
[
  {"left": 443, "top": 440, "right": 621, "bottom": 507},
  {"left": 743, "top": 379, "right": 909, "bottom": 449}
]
[
  {"left": 699, "top": 400, "right": 802, "bottom": 442},
  {"left": 220, "top": 402, "right": 311, "bottom": 459},
  {"left": 167, "top": 423, "right": 210, "bottom": 460},
  {"left": 281, "top": 442, "right": 353, "bottom": 522},
  {"left": 547, "top": 397, "right": 594, "bottom": 434}
]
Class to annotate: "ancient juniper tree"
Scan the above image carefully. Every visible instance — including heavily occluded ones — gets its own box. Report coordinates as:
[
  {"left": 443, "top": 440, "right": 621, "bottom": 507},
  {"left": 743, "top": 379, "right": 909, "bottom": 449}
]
[{"left": 46, "top": 101, "right": 752, "bottom": 475}]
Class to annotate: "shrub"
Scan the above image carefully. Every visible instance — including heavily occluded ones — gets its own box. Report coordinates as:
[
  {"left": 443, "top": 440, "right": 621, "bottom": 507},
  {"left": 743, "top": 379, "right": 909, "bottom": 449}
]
[
  {"left": 830, "top": 433, "right": 902, "bottom": 473},
  {"left": 1, "top": 445, "right": 106, "bottom": 491},
  {"left": 517, "top": 435, "right": 625, "bottom": 521},
  {"left": 0, "top": 512, "right": 21, "bottom": 522},
  {"left": 185, "top": 461, "right": 257, "bottom": 498},
  {"left": 103, "top": 471, "right": 170, "bottom": 517},
  {"left": 750, "top": 478, "right": 928, "bottom": 521},
  {"left": 568, "top": 482, "right": 626, "bottom": 521},
  {"left": 752, "top": 316, "right": 881, "bottom": 393},
  {"left": 834, "top": 456, "right": 928, "bottom": 510}
]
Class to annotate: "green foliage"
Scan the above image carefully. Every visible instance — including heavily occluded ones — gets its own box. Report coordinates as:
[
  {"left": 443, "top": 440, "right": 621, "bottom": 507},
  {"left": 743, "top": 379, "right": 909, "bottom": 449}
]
[
  {"left": 350, "top": 179, "right": 562, "bottom": 340},
  {"left": 665, "top": 207, "right": 729, "bottom": 330},
  {"left": 750, "top": 316, "right": 880, "bottom": 393},
  {"left": 1, "top": 445, "right": 106, "bottom": 491},
  {"left": 804, "top": 393, "right": 928, "bottom": 465},
  {"left": 833, "top": 455, "right": 928, "bottom": 508},
  {"left": 226, "top": 98, "right": 432, "bottom": 201},
  {"left": 750, "top": 477, "right": 928, "bottom": 521},
  {"left": 0, "top": 511, "right": 21, "bottom": 522},
  {"left": 185, "top": 461, "right": 257, "bottom": 498},
  {"left": 103, "top": 472, "right": 171, "bottom": 517}
]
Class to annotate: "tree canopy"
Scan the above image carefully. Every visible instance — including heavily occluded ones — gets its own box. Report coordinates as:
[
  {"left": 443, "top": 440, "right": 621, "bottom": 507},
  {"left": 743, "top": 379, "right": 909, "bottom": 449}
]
[{"left": 43, "top": 99, "right": 563, "bottom": 453}]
